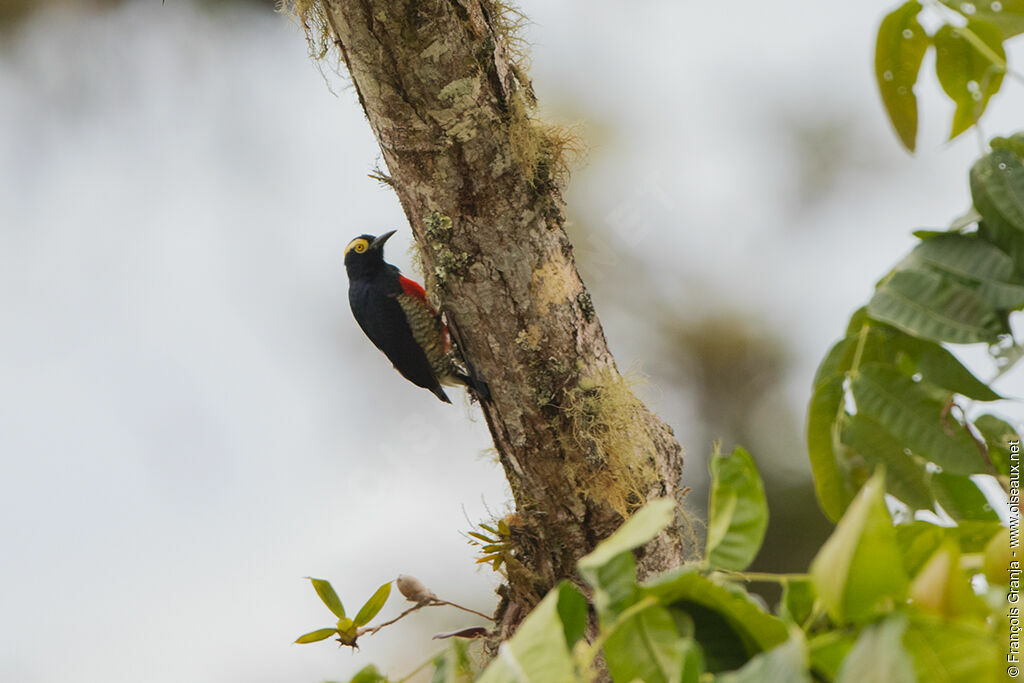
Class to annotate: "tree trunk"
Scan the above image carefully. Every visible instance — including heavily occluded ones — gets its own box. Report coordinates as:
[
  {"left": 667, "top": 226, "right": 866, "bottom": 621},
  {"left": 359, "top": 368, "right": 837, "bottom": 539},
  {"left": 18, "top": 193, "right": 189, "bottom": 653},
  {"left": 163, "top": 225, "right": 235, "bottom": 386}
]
[{"left": 294, "top": 0, "right": 689, "bottom": 638}]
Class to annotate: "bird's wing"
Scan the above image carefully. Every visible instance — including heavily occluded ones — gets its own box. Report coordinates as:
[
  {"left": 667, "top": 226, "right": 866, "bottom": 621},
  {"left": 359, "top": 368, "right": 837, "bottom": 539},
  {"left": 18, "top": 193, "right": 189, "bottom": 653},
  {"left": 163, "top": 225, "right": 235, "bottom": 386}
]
[
  {"left": 398, "top": 276, "right": 429, "bottom": 306},
  {"left": 350, "top": 276, "right": 449, "bottom": 397},
  {"left": 398, "top": 275, "right": 450, "bottom": 352}
]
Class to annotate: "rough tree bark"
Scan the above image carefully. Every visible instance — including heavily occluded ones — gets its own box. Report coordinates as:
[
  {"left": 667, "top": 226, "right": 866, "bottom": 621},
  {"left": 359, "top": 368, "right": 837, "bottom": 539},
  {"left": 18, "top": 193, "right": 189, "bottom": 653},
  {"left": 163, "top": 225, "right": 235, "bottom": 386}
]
[{"left": 294, "top": 0, "right": 689, "bottom": 640}]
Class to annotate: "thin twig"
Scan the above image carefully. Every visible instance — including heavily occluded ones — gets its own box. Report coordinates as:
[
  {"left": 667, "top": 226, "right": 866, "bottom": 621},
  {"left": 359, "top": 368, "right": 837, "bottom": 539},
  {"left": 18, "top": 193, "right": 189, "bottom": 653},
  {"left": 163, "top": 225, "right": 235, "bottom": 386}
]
[
  {"left": 358, "top": 603, "right": 428, "bottom": 637},
  {"left": 430, "top": 599, "right": 495, "bottom": 621}
]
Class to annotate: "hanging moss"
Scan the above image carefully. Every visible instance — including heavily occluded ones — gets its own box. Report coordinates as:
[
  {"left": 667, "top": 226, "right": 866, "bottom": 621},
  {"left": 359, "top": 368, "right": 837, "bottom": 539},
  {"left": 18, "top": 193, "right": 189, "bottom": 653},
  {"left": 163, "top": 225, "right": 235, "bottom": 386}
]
[
  {"left": 282, "top": 0, "right": 334, "bottom": 61},
  {"left": 559, "top": 369, "right": 660, "bottom": 517}
]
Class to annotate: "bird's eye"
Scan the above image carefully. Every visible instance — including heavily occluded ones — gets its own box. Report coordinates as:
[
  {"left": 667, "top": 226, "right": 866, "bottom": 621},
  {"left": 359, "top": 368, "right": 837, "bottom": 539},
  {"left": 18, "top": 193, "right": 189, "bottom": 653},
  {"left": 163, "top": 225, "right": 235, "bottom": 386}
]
[{"left": 346, "top": 238, "right": 370, "bottom": 256}]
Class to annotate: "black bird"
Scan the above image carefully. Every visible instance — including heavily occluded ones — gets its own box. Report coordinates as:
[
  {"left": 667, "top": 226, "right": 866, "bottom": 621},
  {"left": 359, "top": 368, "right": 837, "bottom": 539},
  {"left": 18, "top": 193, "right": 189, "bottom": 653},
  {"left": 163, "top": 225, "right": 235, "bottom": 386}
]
[{"left": 344, "top": 231, "right": 488, "bottom": 403}]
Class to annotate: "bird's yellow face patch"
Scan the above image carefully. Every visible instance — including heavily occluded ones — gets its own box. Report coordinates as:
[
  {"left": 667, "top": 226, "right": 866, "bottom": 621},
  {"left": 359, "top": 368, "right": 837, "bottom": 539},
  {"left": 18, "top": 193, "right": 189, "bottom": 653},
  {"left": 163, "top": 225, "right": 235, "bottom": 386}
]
[{"left": 345, "top": 238, "right": 370, "bottom": 256}]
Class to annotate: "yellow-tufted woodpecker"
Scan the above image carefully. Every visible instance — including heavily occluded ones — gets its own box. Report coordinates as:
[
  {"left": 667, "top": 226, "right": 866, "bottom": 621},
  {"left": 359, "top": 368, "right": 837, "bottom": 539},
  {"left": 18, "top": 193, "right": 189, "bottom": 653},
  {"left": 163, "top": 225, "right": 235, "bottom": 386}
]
[{"left": 344, "top": 231, "right": 489, "bottom": 403}]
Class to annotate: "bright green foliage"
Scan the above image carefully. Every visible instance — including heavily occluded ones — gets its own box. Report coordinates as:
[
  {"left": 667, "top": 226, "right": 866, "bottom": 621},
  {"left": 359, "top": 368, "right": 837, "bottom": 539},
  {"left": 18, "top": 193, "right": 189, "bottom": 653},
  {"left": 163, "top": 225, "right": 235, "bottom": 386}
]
[
  {"left": 877, "top": 2, "right": 1014, "bottom": 148},
  {"left": 778, "top": 578, "right": 816, "bottom": 626},
  {"left": 602, "top": 604, "right": 688, "bottom": 683},
  {"left": 467, "top": 519, "right": 513, "bottom": 571},
  {"left": 578, "top": 497, "right": 675, "bottom": 572},
  {"left": 324, "top": 443, "right": 1010, "bottom": 681},
  {"left": 875, "top": 1, "right": 929, "bottom": 151},
  {"left": 347, "top": 665, "right": 390, "bottom": 683},
  {"left": 431, "top": 641, "right": 476, "bottom": 683},
  {"left": 295, "top": 628, "right": 339, "bottom": 644},
  {"left": 940, "top": 0, "right": 1024, "bottom": 38},
  {"left": 975, "top": 414, "right": 1021, "bottom": 478},
  {"left": 643, "top": 569, "right": 789, "bottom": 657},
  {"left": 476, "top": 583, "right": 587, "bottom": 683},
  {"left": 706, "top": 446, "right": 768, "bottom": 571},
  {"left": 296, "top": 578, "right": 394, "bottom": 648},
  {"left": 810, "top": 472, "right": 909, "bottom": 624},
  {"left": 309, "top": 577, "right": 346, "bottom": 619},
  {"left": 807, "top": 137, "right": 1023, "bottom": 521},
  {"left": 934, "top": 22, "right": 1005, "bottom": 139},
  {"left": 468, "top": 482, "right": 1007, "bottom": 680},
  {"left": 902, "top": 615, "right": 1002, "bottom": 681},
  {"left": 908, "top": 540, "right": 989, "bottom": 620},
  {"left": 716, "top": 629, "right": 811, "bottom": 683},
  {"left": 834, "top": 615, "right": 915, "bottom": 683},
  {"left": 354, "top": 582, "right": 392, "bottom": 627},
  {"left": 808, "top": 632, "right": 857, "bottom": 681},
  {"left": 972, "top": 139, "right": 1024, "bottom": 272}
]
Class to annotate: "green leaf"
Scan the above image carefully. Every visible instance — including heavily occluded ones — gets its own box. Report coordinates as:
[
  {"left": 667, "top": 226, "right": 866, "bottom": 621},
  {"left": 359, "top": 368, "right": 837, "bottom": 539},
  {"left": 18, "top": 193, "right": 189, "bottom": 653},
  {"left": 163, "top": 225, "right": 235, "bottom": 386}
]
[
  {"left": 706, "top": 446, "right": 769, "bottom": 571},
  {"left": 902, "top": 613, "right": 1001, "bottom": 682},
  {"left": 868, "top": 267, "right": 1005, "bottom": 343},
  {"left": 349, "top": 665, "right": 390, "bottom": 683},
  {"left": 909, "top": 539, "right": 990, "bottom": 619},
  {"left": 807, "top": 336, "right": 859, "bottom": 521},
  {"left": 971, "top": 147, "right": 1024, "bottom": 273},
  {"left": 810, "top": 471, "right": 909, "bottom": 624},
  {"left": 477, "top": 582, "right": 584, "bottom": 683},
  {"left": 934, "top": 22, "right": 1005, "bottom": 138},
  {"left": 975, "top": 414, "right": 1021, "bottom": 477},
  {"left": 835, "top": 614, "right": 915, "bottom": 683},
  {"left": 875, "top": 1, "right": 930, "bottom": 151},
  {"left": 930, "top": 472, "right": 1000, "bottom": 521},
  {"left": 897, "top": 519, "right": 1004, "bottom": 575},
  {"left": 308, "top": 578, "right": 346, "bottom": 620},
  {"left": 984, "top": 527, "right": 1013, "bottom": 585},
  {"left": 716, "top": 629, "right": 811, "bottom": 683},
  {"left": 840, "top": 413, "right": 934, "bottom": 511},
  {"left": 431, "top": 641, "right": 473, "bottom": 683},
  {"left": 555, "top": 581, "right": 588, "bottom": 650},
  {"left": 941, "top": 0, "right": 1024, "bottom": 38},
  {"left": 778, "top": 578, "right": 816, "bottom": 626},
  {"left": 894, "top": 333, "right": 1001, "bottom": 400},
  {"left": 851, "top": 364, "right": 989, "bottom": 475},
  {"left": 579, "top": 499, "right": 675, "bottom": 620},
  {"left": 808, "top": 631, "right": 857, "bottom": 681},
  {"left": 294, "top": 627, "right": 338, "bottom": 644},
  {"left": 680, "top": 639, "right": 705, "bottom": 683},
  {"left": 603, "top": 604, "right": 688, "bottom": 683},
  {"left": 911, "top": 232, "right": 1024, "bottom": 309},
  {"left": 586, "top": 551, "right": 640, "bottom": 620},
  {"left": 354, "top": 581, "right": 392, "bottom": 626},
  {"left": 644, "top": 570, "right": 789, "bottom": 657},
  {"left": 579, "top": 498, "right": 676, "bottom": 572}
]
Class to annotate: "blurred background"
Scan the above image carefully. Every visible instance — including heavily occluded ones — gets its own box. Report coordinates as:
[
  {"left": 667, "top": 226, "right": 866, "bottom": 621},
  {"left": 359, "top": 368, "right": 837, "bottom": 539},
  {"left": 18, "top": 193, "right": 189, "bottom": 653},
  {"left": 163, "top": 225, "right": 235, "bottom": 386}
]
[{"left": 1, "top": 0, "right": 1021, "bottom": 681}]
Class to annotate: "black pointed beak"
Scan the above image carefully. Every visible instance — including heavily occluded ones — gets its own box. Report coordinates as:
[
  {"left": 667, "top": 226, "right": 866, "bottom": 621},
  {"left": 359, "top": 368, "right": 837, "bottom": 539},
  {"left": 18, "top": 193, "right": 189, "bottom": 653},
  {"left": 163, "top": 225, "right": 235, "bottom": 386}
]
[{"left": 372, "top": 230, "right": 397, "bottom": 250}]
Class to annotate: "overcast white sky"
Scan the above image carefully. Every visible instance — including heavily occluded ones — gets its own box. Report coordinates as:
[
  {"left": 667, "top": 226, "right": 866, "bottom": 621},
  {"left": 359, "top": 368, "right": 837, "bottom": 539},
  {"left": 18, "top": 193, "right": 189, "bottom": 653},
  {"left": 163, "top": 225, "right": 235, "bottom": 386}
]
[{"left": 0, "top": 1, "right": 1021, "bottom": 681}]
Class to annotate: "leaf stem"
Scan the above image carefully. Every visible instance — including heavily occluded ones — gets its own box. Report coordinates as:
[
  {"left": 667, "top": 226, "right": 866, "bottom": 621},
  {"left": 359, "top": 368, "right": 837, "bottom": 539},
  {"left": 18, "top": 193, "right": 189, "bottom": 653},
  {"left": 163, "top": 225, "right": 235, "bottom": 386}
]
[
  {"left": 726, "top": 571, "right": 811, "bottom": 584},
  {"left": 395, "top": 649, "right": 444, "bottom": 683},
  {"left": 957, "top": 25, "right": 1007, "bottom": 72}
]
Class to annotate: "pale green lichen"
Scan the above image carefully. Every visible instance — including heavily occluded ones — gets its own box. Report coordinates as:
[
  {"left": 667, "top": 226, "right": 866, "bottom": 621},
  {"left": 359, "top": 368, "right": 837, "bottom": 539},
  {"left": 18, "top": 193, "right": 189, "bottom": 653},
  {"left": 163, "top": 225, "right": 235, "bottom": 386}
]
[
  {"left": 515, "top": 324, "right": 545, "bottom": 352},
  {"left": 421, "top": 40, "right": 448, "bottom": 62},
  {"left": 439, "top": 76, "right": 482, "bottom": 105}
]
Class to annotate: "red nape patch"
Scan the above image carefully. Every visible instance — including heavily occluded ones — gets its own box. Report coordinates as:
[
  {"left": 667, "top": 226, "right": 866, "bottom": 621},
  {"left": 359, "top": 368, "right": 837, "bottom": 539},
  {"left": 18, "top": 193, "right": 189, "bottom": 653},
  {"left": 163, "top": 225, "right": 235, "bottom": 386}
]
[{"left": 399, "top": 276, "right": 428, "bottom": 302}]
